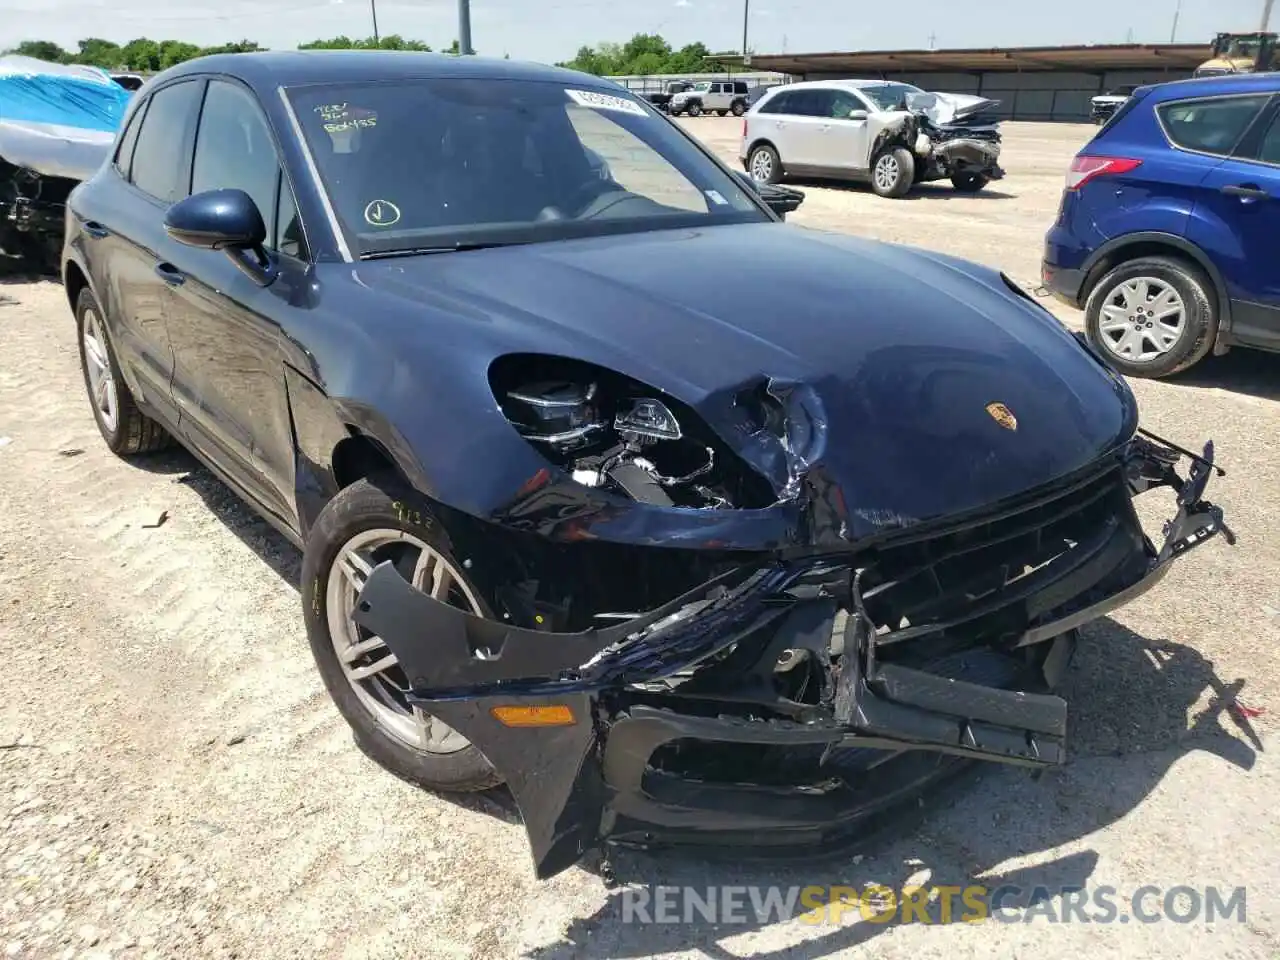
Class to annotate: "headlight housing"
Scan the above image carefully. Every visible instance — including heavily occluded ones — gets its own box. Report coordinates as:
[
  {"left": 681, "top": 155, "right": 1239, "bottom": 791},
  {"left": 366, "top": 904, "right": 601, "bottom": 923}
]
[{"left": 489, "top": 353, "right": 777, "bottom": 509}]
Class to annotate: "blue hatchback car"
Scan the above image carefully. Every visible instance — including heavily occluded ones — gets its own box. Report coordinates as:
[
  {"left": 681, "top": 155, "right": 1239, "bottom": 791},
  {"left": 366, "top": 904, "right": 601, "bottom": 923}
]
[{"left": 1043, "top": 73, "right": 1280, "bottom": 378}]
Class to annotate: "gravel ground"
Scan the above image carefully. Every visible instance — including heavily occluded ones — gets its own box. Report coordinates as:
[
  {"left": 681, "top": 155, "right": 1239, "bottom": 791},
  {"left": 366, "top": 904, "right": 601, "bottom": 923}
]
[{"left": 1, "top": 119, "right": 1277, "bottom": 959}]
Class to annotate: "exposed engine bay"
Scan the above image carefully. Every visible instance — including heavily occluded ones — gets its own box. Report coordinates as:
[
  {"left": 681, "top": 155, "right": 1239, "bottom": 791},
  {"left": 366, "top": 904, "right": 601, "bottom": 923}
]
[
  {"left": 875, "top": 92, "right": 1005, "bottom": 185},
  {"left": 491, "top": 354, "right": 783, "bottom": 511},
  {"left": 0, "top": 159, "right": 75, "bottom": 275}
]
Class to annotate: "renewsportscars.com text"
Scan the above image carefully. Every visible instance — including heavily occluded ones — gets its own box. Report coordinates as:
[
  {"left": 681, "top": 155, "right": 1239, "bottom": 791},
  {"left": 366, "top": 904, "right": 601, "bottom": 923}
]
[{"left": 620, "top": 883, "right": 1247, "bottom": 926}]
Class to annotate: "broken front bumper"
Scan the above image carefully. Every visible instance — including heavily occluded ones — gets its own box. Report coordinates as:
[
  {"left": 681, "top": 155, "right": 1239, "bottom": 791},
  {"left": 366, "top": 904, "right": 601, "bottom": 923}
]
[{"left": 353, "top": 435, "right": 1232, "bottom": 879}]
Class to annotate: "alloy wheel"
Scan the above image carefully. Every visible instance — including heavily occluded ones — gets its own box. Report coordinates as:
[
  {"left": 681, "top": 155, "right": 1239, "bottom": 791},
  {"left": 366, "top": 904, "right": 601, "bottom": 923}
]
[
  {"left": 1097, "top": 277, "right": 1187, "bottom": 363},
  {"left": 325, "top": 528, "right": 483, "bottom": 754},
  {"left": 874, "top": 153, "right": 899, "bottom": 191},
  {"left": 750, "top": 150, "right": 773, "bottom": 182},
  {"left": 82, "top": 308, "right": 119, "bottom": 433}
]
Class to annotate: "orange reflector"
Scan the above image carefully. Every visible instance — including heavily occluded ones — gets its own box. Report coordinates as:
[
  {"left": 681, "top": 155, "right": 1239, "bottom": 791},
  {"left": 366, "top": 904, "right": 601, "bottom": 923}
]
[{"left": 491, "top": 704, "right": 575, "bottom": 727}]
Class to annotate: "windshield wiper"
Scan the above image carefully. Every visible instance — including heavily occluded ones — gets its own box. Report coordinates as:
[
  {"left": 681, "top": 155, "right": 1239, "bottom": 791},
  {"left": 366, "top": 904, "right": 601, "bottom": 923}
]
[{"left": 360, "top": 241, "right": 525, "bottom": 260}]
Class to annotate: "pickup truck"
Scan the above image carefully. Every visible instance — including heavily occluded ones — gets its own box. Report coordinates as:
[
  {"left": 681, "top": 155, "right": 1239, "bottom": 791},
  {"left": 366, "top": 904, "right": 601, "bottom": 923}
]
[{"left": 642, "top": 80, "right": 694, "bottom": 113}]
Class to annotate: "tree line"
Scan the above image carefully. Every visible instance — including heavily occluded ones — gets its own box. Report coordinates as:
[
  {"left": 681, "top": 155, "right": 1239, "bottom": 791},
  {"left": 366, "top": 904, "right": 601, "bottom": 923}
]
[
  {"left": 5, "top": 32, "right": 728, "bottom": 76},
  {"left": 4, "top": 35, "right": 466, "bottom": 73},
  {"left": 556, "top": 34, "right": 734, "bottom": 75}
]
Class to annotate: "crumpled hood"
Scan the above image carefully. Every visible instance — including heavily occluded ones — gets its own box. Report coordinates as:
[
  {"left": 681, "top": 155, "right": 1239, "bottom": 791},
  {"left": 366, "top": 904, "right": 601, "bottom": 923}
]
[
  {"left": 906, "top": 91, "right": 1001, "bottom": 125},
  {"left": 354, "top": 222, "right": 1136, "bottom": 537}
]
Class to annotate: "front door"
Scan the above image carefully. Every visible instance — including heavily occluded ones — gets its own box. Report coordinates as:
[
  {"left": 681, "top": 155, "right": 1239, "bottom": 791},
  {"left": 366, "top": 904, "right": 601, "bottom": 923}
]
[
  {"left": 162, "top": 78, "right": 303, "bottom": 529},
  {"left": 1187, "top": 96, "right": 1280, "bottom": 347},
  {"left": 813, "top": 89, "right": 872, "bottom": 172}
]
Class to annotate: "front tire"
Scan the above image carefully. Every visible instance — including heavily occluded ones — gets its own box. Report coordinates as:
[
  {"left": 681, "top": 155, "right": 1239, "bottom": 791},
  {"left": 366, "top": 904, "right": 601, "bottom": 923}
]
[
  {"left": 74, "top": 287, "right": 170, "bottom": 456},
  {"left": 951, "top": 172, "right": 990, "bottom": 193},
  {"left": 1083, "top": 255, "right": 1216, "bottom": 378},
  {"left": 870, "top": 147, "right": 914, "bottom": 198},
  {"left": 687, "top": 101, "right": 703, "bottom": 117},
  {"left": 301, "top": 476, "right": 503, "bottom": 793}
]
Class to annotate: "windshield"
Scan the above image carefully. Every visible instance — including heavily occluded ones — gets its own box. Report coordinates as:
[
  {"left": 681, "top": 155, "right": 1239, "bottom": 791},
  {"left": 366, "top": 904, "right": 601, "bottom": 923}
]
[
  {"left": 286, "top": 79, "right": 767, "bottom": 257},
  {"left": 858, "top": 82, "right": 924, "bottom": 111},
  {"left": 693, "top": 82, "right": 712, "bottom": 92}
]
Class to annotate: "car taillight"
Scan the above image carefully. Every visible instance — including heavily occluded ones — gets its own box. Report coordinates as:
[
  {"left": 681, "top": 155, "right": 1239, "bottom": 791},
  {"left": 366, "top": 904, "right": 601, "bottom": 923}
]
[
  {"left": 1066, "top": 155, "right": 1141, "bottom": 190},
  {"left": 741, "top": 117, "right": 748, "bottom": 138}
]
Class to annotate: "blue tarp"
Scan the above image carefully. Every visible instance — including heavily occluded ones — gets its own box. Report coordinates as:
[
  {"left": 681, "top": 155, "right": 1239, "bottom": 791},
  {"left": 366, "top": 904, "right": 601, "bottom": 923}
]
[{"left": 0, "top": 55, "right": 132, "bottom": 180}]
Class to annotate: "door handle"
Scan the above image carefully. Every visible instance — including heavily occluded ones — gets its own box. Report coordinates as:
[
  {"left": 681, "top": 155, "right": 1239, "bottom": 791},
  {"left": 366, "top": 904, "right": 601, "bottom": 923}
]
[
  {"left": 1220, "top": 183, "right": 1269, "bottom": 201},
  {"left": 82, "top": 220, "right": 110, "bottom": 239},
  {"left": 154, "top": 262, "right": 185, "bottom": 286}
]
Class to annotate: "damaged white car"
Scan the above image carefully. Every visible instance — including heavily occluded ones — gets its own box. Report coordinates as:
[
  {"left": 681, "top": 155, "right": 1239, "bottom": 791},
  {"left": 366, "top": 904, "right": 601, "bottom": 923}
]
[{"left": 740, "top": 79, "right": 1004, "bottom": 198}]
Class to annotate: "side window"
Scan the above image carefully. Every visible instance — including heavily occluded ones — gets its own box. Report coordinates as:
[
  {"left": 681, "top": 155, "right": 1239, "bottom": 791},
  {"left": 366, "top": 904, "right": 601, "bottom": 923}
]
[
  {"left": 1157, "top": 95, "right": 1271, "bottom": 156},
  {"left": 758, "top": 91, "right": 792, "bottom": 115},
  {"left": 274, "top": 171, "right": 308, "bottom": 260},
  {"left": 829, "top": 91, "right": 866, "bottom": 119},
  {"left": 130, "top": 80, "right": 204, "bottom": 202},
  {"left": 113, "top": 101, "right": 146, "bottom": 177},
  {"left": 1257, "top": 110, "right": 1280, "bottom": 165},
  {"left": 191, "top": 80, "right": 281, "bottom": 247},
  {"left": 800, "top": 90, "right": 838, "bottom": 119}
]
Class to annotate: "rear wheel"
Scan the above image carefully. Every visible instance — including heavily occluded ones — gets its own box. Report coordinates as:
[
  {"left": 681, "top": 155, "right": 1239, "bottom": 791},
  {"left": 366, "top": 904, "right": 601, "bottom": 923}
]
[
  {"left": 731, "top": 100, "right": 747, "bottom": 117},
  {"left": 74, "top": 287, "right": 170, "bottom": 456},
  {"left": 1083, "top": 255, "right": 1216, "bottom": 378},
  {"left": 870, "top": 147, "right": 914, "bottom": 198},
  {"left": 302, "top": 476, "right": 502, "bottom": 792},
  {"left": 748, "top": 143, "right": 783, "bottom": 184},
  {"left": 951, "top": 172, "right": 990, "bottom": 193}
]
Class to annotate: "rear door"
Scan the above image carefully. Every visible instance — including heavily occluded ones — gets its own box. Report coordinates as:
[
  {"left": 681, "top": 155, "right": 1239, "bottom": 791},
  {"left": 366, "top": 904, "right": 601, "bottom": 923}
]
[
  {"left": 1184, "top": 94, "right": 1280, "bottom": 346},
  {"left": 89, "top": 78, "right": 204, "bottom": 421}
]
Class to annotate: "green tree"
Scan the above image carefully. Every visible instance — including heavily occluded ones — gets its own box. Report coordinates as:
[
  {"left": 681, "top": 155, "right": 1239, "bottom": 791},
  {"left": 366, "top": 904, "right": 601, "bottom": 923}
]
[
  {"left": 9, "top": 40, "right": 70, "bottom": 63},
  {"left": 73, "top": 37, "right": 123, "bottom": 68},
  {"left": 200, "top": 40, "right": 265, "bottom": 55},
  {"left": 158, "top": 40, "right": 202, "bottom": 69},
  {"left": 120, "top": 38, "right": 161, "bottom": 71},
  {"left": 298, "top": 35, "right": 430, "bottom": 51}
]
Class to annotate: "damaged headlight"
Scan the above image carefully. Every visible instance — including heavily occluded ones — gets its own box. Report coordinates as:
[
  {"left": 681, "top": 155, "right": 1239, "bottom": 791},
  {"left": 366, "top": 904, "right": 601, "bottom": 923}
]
[{"left": 489, "top": 353, "right": 777, "bottom": 510}]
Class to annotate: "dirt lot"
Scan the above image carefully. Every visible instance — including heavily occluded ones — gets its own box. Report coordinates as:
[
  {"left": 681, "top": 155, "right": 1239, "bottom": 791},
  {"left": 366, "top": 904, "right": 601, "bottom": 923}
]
[{"left": 1, "top": 119, "right": 1278, "bottom": 960}]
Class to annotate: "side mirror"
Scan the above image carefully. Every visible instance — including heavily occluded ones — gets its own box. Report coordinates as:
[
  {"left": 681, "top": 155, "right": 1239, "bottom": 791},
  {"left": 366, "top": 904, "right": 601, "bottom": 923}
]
[
  {"left": 164, "top": 188, "right": 276, "bottom": 286},
  {"left": 735, "top": 172, "right": 805, "bottom": 219},
  {"left": 846, "top": 109, "right": 868, "bottom": 121}
]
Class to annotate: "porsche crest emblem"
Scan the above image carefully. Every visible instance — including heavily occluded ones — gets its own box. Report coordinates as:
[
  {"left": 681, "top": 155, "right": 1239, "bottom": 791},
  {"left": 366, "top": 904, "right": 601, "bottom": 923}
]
[{"left": 985, "top": 402, "right": 1017, "bottom": 431}]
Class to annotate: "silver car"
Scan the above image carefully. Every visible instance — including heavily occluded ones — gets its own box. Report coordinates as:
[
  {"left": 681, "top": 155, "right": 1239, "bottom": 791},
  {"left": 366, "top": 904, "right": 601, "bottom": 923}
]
[{"left": 739, "top": 79, "right": 1004, "bottom": 198}]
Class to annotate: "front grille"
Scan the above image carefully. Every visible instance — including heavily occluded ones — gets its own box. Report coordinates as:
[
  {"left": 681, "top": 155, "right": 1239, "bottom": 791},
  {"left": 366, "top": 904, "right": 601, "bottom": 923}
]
[{"left": 855, "top": 461, "right": 1143, "bottom": 657}]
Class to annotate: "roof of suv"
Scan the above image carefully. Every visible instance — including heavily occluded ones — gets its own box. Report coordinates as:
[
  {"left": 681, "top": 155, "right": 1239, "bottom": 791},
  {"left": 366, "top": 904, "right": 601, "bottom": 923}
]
[
  {"left": 773, "top": 78, "right": 922, "bottom": 93},
  {"left": 1138, "top": 71, "right": 1280, "bottom": 102}
]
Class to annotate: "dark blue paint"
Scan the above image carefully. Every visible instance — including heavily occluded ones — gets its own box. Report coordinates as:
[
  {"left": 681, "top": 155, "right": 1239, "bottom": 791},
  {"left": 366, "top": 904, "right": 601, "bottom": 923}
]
[{"left": 65, "top": 51, "right": 1139, "bottom": 555}]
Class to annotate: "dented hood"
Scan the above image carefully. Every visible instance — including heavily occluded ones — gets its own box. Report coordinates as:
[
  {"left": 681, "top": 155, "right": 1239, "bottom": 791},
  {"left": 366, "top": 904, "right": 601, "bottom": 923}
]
[
  {"left": 355, "top": 223, "right": 1136, "bottom": 540},
  {"left": 906, "top": 91, "right": 1001, "bottom": 125}
]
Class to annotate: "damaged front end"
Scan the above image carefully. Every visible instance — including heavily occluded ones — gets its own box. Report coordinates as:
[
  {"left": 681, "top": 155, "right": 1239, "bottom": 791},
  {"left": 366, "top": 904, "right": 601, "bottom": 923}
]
[
  {"left": 872, "top": 92, "right": 1005, "bottom": 186},
  {"left": 352, "top": 421, "right": 1232, "bottom": 879},
  {"left": 0, "top": 159, "right": 75, "bottom": 275}
]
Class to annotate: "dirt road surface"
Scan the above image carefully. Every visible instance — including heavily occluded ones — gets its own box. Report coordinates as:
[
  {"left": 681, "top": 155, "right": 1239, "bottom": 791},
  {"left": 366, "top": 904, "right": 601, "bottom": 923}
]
[{"left": 1, "top": 119, "right": 1278, "bottom": 959}]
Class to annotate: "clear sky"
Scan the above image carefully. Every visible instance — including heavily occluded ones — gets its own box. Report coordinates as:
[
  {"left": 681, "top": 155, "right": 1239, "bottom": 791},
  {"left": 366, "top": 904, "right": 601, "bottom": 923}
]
[{"left": 0, "top": 0, "right": 1274, "bottom": 64}]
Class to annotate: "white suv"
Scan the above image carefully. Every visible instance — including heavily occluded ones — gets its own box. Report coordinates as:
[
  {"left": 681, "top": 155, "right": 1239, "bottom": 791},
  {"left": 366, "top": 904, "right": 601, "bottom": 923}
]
[
  {"left": 739, "top": 79, "right": 1004, "bottom": 198},
  {"left": 670, "top": 80, "right": 751, "bottom": 118}
]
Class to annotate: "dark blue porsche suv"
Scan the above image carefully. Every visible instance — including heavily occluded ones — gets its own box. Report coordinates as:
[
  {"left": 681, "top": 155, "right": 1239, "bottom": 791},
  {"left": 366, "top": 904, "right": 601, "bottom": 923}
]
[
  {"left": 1043, "top": 72, "right": 1280, "bottom": 378},
  {"left": 62, "top": 51, "right": 1232, "bottom": 880}
]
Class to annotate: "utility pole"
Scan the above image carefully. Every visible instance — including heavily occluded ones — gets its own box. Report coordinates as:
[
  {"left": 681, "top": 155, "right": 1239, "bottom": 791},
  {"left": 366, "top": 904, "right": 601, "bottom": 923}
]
[
  {"left": 370, "top": 0, "right": 380, "bottom": 42},
  {"left": 742, "top": 0, "right": 750, "bottom": 65},
  {"left": 459, "top": 0, "right": 473, "bottom": 55},
  {"left": 1170, "top": 0, "right": 1181, "bottom": 42},
  {"left": 1262, "top": 0, "right": 1275, "bottom": 32}
]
